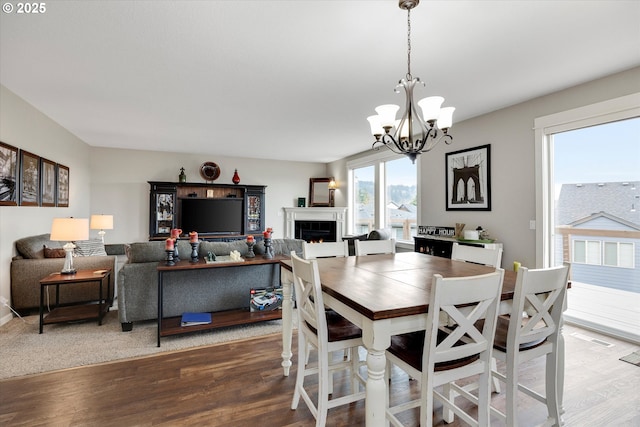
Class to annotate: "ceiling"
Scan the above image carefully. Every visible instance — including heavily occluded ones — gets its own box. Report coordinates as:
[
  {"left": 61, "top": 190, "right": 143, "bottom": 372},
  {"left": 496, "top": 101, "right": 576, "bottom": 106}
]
[{"left": 1, "top": 1, "right": 639, "bottom": 163}]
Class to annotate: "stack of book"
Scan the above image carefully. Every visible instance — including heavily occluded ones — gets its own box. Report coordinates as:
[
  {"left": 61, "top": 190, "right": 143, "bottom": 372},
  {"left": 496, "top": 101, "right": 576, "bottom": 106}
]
[{"left": 181, "top": 312, "right": 212, "bottom": 327}]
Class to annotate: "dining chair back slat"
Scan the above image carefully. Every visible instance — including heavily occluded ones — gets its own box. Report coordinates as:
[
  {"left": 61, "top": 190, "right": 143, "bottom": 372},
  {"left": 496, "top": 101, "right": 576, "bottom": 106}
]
[
  {"left": 354, "top": 239, "right": 396, "bottom": 256},
  {"left": 303, "top": 241, "right": 349, "bottom": 259},
  {"left": 451, "top": 242, "right": 503, "bottom": 268}
]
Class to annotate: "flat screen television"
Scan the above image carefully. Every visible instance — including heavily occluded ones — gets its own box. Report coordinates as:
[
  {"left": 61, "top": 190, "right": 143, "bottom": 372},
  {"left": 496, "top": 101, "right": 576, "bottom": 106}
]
[{"left": 179, "top": 198, "right": 244, "bottom": 235}]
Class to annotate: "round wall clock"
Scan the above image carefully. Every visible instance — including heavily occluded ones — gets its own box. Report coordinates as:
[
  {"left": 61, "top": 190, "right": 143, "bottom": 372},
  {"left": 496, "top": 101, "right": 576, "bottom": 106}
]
[{"left": 200, "top": 162, "right": 221, "bottom": 181}]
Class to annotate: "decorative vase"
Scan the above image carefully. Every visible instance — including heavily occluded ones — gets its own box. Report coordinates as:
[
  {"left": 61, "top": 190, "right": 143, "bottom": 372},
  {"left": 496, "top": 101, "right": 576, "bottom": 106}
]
[
  {"left": 232, "top": 169, "right": 240, "bottom": 185},
  {"left": 246, "top": 241, "right": 255, "bottom": 258},
  {"left": 179, "top": 167, "right": 187, "bottom": 183}
]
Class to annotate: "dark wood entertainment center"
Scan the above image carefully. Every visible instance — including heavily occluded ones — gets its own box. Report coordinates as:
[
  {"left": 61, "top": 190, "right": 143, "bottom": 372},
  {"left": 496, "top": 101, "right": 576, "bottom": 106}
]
[{"left": 149, "top": 181, "right": 266, "bottom": 240}]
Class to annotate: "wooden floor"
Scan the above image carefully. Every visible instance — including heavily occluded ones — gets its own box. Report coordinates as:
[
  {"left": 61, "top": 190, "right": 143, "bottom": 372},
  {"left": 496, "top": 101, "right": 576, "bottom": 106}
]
[{"left": 0, "top": 324, "right": 638, "bottom": 427}]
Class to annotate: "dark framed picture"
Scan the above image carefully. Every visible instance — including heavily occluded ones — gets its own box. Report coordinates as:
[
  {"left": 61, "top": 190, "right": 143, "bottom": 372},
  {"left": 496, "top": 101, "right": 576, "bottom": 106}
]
[
  {"left": 20, "top": 150, "right": 40, "bottom": 206},
  {"left": 445, "top": 144, "right": 491, "bottom": 211},
  {"left": 57, "top": 164, "right": 69, "bottom": 207},
  {"left": 40, "top": 158, "right": 57, "bottom": 207},
  {"left": 0, "top": 141, "right": 19, "bottom": 206},
  {"left": 297, "top": 197, "right": 306, "bottom": 207}
]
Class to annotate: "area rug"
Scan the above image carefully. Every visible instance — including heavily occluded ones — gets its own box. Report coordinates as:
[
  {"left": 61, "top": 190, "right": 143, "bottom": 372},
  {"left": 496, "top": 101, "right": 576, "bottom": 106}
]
[
  {"left": 0, "top": 310, "right": 292, "bottom": 380},
  {"left": 619, "top": 350, "right": 640, "bottom": 367}
]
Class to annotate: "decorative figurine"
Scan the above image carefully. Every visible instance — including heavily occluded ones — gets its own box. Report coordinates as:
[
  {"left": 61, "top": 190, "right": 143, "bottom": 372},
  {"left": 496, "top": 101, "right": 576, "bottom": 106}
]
[{"left": 179, "top": 167, "right": 187, "bottom": 183}]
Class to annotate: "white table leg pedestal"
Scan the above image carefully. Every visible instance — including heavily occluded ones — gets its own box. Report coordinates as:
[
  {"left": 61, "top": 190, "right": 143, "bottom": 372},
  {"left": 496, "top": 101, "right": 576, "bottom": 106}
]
[
  {"left": 280, "top": 270, "right": 294, "bottom": 376},
  {"left": 363, "top": 319, "right": 391, "bottom": 427}
]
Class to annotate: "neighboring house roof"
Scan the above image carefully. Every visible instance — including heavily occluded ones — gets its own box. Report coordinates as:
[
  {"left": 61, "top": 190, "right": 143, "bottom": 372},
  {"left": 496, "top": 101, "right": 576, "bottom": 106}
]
[
  {"left": 556, "top": 182, "right": 640, "bottom": 227},
  {"left": 568, "top": 211, "right": 640, "bottom": 231}
]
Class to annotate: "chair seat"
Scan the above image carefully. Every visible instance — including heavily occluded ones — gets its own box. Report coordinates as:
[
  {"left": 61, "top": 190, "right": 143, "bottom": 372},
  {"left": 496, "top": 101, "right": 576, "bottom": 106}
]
[
  {"left": 492, "top": 316, "right": 547, "bottom": 352},
  {"left": 388, "top": 330, "right": 479, "bottom": 372},
  {"left": 305, "top": 309, "right": 362, "bottom": 342}
]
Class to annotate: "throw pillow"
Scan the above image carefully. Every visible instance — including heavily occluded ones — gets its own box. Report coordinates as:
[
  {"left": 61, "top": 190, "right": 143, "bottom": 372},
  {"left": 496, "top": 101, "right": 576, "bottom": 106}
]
[
  {"left": 43, "top": 245, "right": 66, "bottom": 258},
  {"left": 74, "top": 239, "right": 108, "bottom": 257}
]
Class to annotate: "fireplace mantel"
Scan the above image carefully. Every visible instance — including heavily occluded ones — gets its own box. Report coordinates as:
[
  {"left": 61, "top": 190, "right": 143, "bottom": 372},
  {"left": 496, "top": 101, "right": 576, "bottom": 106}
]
[{"left": 283, "top": 207, "right": 347, "bottom": 240}]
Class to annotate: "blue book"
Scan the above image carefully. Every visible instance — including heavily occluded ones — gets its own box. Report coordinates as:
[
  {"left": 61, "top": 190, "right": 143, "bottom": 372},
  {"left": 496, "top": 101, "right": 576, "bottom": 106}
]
[{"left": 181, "top": 312, "right": 212, "bottom": 326}]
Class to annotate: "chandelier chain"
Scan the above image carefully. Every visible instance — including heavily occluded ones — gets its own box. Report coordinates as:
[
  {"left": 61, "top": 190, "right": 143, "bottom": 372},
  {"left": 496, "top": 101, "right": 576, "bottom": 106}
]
[{"left": 406, "top": 7, "right": 412, "bottom": 80}]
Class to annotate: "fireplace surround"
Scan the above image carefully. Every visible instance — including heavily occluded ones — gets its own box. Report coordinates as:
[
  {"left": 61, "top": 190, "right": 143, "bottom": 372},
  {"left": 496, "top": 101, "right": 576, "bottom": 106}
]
[{"left": 283, "top": 207, "right": 347, "bottom": 242}]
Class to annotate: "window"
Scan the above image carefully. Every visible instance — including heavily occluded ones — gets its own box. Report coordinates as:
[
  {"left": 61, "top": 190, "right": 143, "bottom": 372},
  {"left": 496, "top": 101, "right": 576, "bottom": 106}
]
[
  {"left": 573, "top": 240, "right": 601, "bottom": 265},
  {"left": 348, "top": 153, "right": 417, "bottom": 243},
  {"left": 573, "top": 239, "right": 635, "bottom": 268},
  {"left": 604, "top": 242, "right": 635, "bottom": 268}
]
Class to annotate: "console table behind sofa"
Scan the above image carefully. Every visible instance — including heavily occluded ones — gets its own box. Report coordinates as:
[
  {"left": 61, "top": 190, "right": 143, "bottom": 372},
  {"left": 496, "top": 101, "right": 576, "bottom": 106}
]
[{"left": 117, "top": 238, "right": 303, "bottom": 331}]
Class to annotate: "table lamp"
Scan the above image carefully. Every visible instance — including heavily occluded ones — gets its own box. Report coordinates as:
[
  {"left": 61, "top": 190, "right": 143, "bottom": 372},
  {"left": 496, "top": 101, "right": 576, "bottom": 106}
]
[
  {"left": 50, "top": 217, "right": 89, "bottom": 274},
  {"left": 90, "top": 214, "right": 114, "bottom": 243}
]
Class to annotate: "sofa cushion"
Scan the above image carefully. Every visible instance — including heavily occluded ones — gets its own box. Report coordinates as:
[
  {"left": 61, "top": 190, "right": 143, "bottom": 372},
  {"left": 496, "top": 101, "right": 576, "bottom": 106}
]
[
  {"left": 75, "top": 239, "right": 108, "bottom": 256},
  {"left": 15, "top": 234, "right": 61, "bottom": 259},
  {"left": 43, "top": 245, "right": 66, "bottom": 258},
  {"left": 199, "top": 240, "right": 249, "bottom": 256},
  {"left": 125, "top": 241, "right": 167, "bottom": 263}
]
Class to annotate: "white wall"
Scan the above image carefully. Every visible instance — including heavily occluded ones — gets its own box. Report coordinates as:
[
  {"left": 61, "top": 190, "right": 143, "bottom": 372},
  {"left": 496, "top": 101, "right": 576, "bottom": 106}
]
[
  {"left": 0, "top": 85, "right": 93, "bottom": 323},
  {"left": 88, "top": 148, "right": 326, "bottom": 243},
  {"left": 333, "top": 66, "right": 640, "bottom": 269}
]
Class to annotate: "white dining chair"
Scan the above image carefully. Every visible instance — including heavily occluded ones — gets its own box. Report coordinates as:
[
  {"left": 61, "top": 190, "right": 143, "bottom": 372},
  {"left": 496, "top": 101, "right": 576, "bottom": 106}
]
[
  {"left": 289, "top": 251, "right": 366, "bottom": 426},
  {"left": 451, "top": 242, "right": 503, "bottom": 268},
  {"left": 489, "top": 263, "right": 570, "bottom": 427},
  {"left": 302, "top": 241, "right": 349, "bottom": 259},
  {"left": 354, "top": 238, "right": 396, "bottom": 256},
  {"left": 385, "top": 269, "right": 505, "bottom": 427}
]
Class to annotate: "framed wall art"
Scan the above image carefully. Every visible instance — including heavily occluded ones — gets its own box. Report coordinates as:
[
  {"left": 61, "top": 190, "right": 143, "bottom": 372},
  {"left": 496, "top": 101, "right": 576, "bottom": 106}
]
[
  {"left": 445, "top": 144, "right": 491, "bottom": 211},
  {"left": 40, "top": 157, "right": 57, "bottom": 207},
  {"left": 20, "top": 150, "right": 40, "bottom": 206},
  {"left": 0, "top": 141, "right": 19, "bottom": 206},
  {"left": 57, "top": 163, "right": 69, "bottom": 207}
]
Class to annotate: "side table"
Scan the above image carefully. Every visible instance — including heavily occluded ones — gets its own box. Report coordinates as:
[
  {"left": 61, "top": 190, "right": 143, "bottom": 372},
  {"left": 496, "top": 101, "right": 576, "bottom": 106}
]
[{"left": 39, "top": 269, "right": 112, "bottom": 334}]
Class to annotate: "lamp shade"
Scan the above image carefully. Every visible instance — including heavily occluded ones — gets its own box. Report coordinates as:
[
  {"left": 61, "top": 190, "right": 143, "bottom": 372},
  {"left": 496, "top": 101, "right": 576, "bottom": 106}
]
[
  {"left": 417, "top": 96, "right": 444, "bottom": 122},
  {"left": 50, "top": 218, "right": 89, "bottom": 242},
  {"left": 366, "top": 115, "right": 384, "bottom": 136},
  {"left": 437, "top": 107, "right": 455, "bottom": 130},
  {"left": 90, "top": 214, "right": 114, "bottom": 230},
  {"left": 374, "top": 104, "right": 400, "bottom": 128}
]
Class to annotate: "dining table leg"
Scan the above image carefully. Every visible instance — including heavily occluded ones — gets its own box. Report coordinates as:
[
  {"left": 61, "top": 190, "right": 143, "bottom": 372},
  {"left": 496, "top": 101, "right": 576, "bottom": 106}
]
[
  {"left": 280, "top": 268, "right": 294, "bottom": 376},
  {"left": 362, "top": 319, "right": 392, "bottom": 427}
]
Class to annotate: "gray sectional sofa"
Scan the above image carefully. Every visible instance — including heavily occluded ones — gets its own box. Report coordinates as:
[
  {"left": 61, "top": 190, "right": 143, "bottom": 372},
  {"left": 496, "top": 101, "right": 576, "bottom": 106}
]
[
  {"left": 117, "top": 238, "right": 303, "bottom": 331},
  {"left": 11, "top": 234, "right": 117, "bottom": 313}
]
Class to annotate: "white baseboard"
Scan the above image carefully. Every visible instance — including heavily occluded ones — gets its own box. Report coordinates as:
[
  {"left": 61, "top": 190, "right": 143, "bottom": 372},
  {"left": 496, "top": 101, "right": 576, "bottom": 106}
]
[{"left": 1, "top": 312, "right": 14, "bottom": 327}]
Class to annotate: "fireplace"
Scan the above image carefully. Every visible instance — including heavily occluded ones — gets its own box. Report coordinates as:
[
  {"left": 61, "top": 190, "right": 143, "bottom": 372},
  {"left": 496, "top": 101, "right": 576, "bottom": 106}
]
[
  {"left": 283, "top": 207, "right": 347, "bottom": 242},
  {"left": 295, "top": 220, "right": 337, "bottom": 242}
]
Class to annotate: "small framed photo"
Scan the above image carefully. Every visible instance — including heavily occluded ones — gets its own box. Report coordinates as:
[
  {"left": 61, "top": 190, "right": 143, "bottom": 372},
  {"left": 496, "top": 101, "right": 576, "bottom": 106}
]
[
  {"left": 20, "top": 150, "right": 40, "bottom": 206},
  {"left": 445, "top": 144, "right": 491, "bottom": 211},
  {"left": 40, "top": 158, "right": 57, "bottom": 207},
  {"left": 297, "top": 197, "right": 306, "bottom": 207},
  {"left": 0, "top": 141, "right": 19, "bottom": 206},
  {"left": 57, "top": 164, "right": 69, "bottom": 207}
]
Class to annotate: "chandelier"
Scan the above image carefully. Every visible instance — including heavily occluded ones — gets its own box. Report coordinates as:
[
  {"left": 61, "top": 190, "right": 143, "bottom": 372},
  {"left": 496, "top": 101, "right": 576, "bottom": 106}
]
[{"left": 367, "top": 0, "right": 454, "bottom": 164}]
